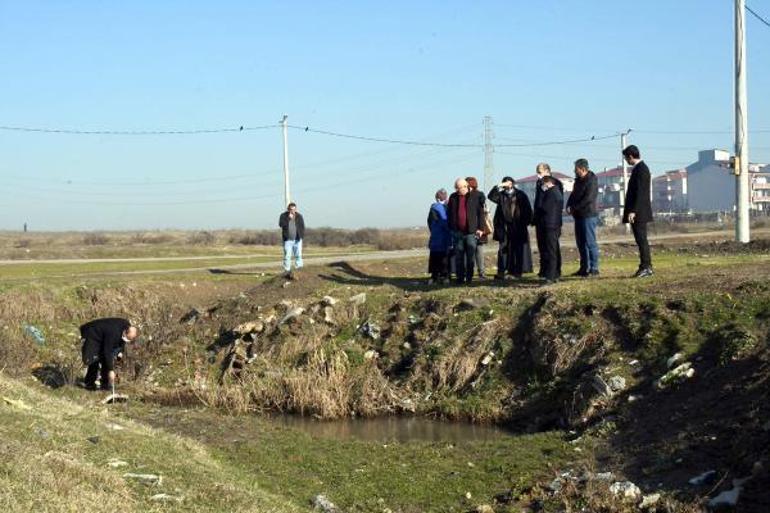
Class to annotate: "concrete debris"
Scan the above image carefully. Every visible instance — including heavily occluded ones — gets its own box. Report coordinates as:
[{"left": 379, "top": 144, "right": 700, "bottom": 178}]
[
  {"left": 667, "top": 352, "right": 684, "bottom": 369},
  {"left": 608, "top": 375, "right": 627, "bottom": 393},
  {"left": 708, "top": 477, "right": 751, "bottom": 509},
  {"left": 591, "top": 375, "right": 614, "bottom": 397},
  {"left": 640, "top": 493, "right": 661, "bottom": 510},
  {"left": 107, "top": 459, "right": 128, "bottom": 468},
  {"left": 123, "top": 472, "right": 162, "bottom": 485},
  {"left": 628, "top": 359, "right": 640, "bottom": 366},
  {"left": 321, "top": 296, "right": 338, "bottom": 306},
  {"left": 280, "top": 307, "right": 305, "bottom": 325},
  {"left": 609, "top": 481, "right": 641, "bottom": 500},
  {"left": 689, "top": 470, "right": 718, "bottom": 486},
  {"left": 311, "top": 494, "right": 338, "bottom": 513},
  {"left": 364, "top": 350, "right": 378, "bottom": 360},
  {"left": 594, "top": 472, "right": 615, "bottom": 482},
  {"left": 656, "top": 362, "right": 695, "bottom": 389},
  {"left": 481, "top": 352, "right": 495, "bottom": 366},
  {"left": 323, "top": 306, "right": 335, "bottom": 325},
  {"left": 349, "top": 293, "right": 367, "bottom": 306},
  {"left": 234, "top": 321, "right": 265, "bottom": 334}
]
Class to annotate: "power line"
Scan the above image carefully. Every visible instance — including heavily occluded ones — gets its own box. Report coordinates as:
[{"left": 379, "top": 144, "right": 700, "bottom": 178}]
[
  {"left": 747, "top": 4, "right": 770, "bottom": 28},
  {"left": 291, "top": 124, "right": 621, "bottom": 148},
  {"left": 0, "top": 124, "right": 277, "bottom": 135}
]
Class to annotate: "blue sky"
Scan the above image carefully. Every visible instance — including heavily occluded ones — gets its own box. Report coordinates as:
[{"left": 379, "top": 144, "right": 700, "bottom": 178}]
[{"left": 1, "top": 0, "right": 768, "bottom": 230}]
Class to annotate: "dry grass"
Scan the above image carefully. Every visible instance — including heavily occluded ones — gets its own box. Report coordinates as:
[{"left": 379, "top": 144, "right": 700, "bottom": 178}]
[{"left": 0, "top": 374, "right": 299, "bottom": 513}]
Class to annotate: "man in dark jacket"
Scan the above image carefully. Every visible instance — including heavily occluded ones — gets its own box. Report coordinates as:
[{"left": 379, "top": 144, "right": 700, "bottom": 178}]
[
  {"left": 532, "top": 163, "right": 564, "bottom": 278},
  {"left": 622, "top": 145, "right": 654, "bottom": 277},
  {"left": 488, "top": 176, "right": 533, "bottom": 279},
  {"left": 278, "top": 203, "right": 305, "bottom": 279},
  {"left": 447, "top": 178, "right": 486, "bottom": 284},
  {"left": 80, "top": 317, "right": 139, "bottom": 391},
  {"left": 534, "top": 176, "right": 564, "bottom": 284},
  {"left": 566, "top": 158, "right": 600, "bottom": 277}
]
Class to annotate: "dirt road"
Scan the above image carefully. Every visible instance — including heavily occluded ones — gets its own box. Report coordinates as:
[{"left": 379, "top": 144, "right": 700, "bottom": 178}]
[{"left": 2, "top": 228, "right": 767, "bottom": 279}]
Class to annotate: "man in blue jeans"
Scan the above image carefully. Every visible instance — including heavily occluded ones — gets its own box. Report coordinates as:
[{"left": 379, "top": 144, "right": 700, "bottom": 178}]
[
  {"left": 566, "top": 159, "right": 600, "bottom": 277},
  {"left": 278, "top": 202, "right": 305, "bottom": 279}
]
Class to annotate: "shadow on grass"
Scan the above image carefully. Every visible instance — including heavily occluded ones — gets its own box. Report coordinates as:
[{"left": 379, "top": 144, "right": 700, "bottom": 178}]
[{"left": 319, "top": 260, "right": 547, "bottom": 291}]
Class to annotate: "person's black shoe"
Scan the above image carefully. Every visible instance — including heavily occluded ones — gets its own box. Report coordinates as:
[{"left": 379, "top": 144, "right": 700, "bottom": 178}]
[
  {"left": 541, "top": 279, "right": 557, "bottom": 286},
  {"left": 493, "top": 274, "right": 505, "bottom": 281},
  {"left": 571, "top": 270, "right": 588, "bottom": 277},
  {"left": 78, "top": 381, "right": 97, "bottom": 391},
  {"left": 636, "top": 267, "right": 654, "bottom": 278},
  {"left": 477, "top": 274, "right": 488, "bottom": 281},
  {"left": 588, "top": 270, "right": 600, "bottom": 278}
]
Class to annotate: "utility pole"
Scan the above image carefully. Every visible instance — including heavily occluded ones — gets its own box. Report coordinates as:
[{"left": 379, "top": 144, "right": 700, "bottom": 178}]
[
  {"left": 620, "top": 129, "right": 632, "bottom": 232},
  {"left": 483, "top": 116, "right": 494, "bottom": 191},
  {"left": 735, "top": 0, "right": 750, "bottom": 243},
  {"left": 281, "top": 114, "right": 291, "bottom": 207}
]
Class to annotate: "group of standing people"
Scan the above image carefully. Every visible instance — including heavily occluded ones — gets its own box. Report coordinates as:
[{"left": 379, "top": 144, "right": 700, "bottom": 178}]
[{"left": 427, "top": 145, "right": 654, "bottom": 285}]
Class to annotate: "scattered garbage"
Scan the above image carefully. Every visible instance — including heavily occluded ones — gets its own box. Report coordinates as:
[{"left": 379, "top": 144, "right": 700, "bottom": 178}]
[
  {"left": 151, "top": 493, "right": 183, "bottom": 502},
  {"left": 102, "top": 393, "right": 129, "bottom": 405},
  {"left": 107, "top": 459, "right": 129, "bottom": 468},
  {"left": 609, "top": 481, "right": 641, "bottom": 500},
  {"left": 689, "top": 470, "right": 718, "bottom": 486},
  {"left": 311, "top": 494, "right": 338, "bottom": 513},
  {"left": 23, "top": 324, "right": 45, "bottom": 346},
  {"left": 666, "top": 352, "right": 684, "bottom": 369},
  {"left": 708, "top": 477, "right": 751, "bottom": 509},
  {"left": 321, "top": 296, "right": 337, "bottom": 306},
  {"left": 349, "top": 293, "right": 367, "bottom": 306},
  {"left": 279, "top": 307, "right": 305, "bottom": 325},
  {"left": 640, "top": 493, "right": 661, "bottom": 510},
  {"left": 359, "top": 321, "right": 381, "bottom": 340},
  {"left": 124, "top": 472, "right": 162, "bottom": 485},
  {"left": 608, "top": 375, "right": 627, "bottom": 393},
  {"left": 656, "top": 362, "right": 695, "bottom": 389}
]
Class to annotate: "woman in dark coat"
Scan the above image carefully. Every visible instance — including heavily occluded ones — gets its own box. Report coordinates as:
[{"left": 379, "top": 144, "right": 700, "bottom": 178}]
[
  {"left": 427, "top": 188, "right": 451, "bottom": 284},
  {"left": 487, "top": 177, "right": 533, "bottom": 278}
]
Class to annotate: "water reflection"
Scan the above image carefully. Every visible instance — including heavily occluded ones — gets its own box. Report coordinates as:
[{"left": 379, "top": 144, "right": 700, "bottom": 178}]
[{"left": 269, "top": 415, "right": 512, "bottom": 443}]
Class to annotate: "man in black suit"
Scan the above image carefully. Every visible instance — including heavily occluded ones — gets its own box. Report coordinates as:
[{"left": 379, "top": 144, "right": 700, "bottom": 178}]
[
  {"left": 622, "top": 145, "right": 654, "bottom": 278},
  {"left": 532, "top": 163, "right": 564, "bottom": 278},
  {"left": 80, "top": 318, "right": 139, "bottom": 390},
  {"left": 534, "top": 176, "right": 564, "bottom": 284}
]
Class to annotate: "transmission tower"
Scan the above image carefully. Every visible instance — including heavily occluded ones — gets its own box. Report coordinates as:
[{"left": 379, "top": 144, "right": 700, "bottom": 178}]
[{"left": 483, "top": 115, "right": 495, "bottom": 191}]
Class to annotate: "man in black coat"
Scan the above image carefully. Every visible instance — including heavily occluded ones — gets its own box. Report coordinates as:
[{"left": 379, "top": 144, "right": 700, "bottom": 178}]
[
  {"left": 447, "top": 178, "right": 486, "bottom": 284},
  {"left": 487, "top": 176, "right": 533, "bottom": 279},
  {"left": 622, "top": 145, "right": 654, "bottom": 277},
  {"left": 566, "top": 159, "right": 600, "bottom": 277},
  {"left": 534, "top": 176, "right": 564, "bottom": 284},
  {"left": 80, "top": 317, "right": 139, "bottom": 390},
  {"left": 278, "top": 202, "right": 306, "bottom": 279},
  {"left": 532, "top": 163, "right": 563, "bottom": 278}
]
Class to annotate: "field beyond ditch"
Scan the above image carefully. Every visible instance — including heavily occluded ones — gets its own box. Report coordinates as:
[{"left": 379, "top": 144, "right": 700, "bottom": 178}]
[{"left": 1, "top": 229, "right": 769, "bottom": 512}]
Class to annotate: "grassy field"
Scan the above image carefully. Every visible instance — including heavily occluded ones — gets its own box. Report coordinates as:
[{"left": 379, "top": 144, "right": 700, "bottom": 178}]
[{"left": 1, "top": 231, "right": 769, "bottom": 512}]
